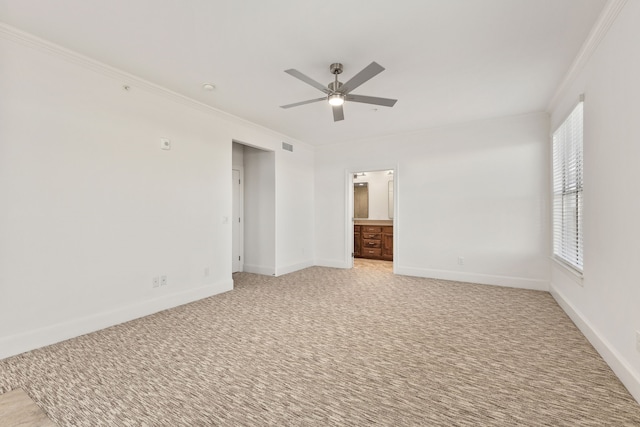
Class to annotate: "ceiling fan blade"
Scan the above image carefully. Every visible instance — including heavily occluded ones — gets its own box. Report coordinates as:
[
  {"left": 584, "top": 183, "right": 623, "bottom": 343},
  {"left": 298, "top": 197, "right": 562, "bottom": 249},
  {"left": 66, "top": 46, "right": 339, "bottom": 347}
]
[
  {"left": 280, "top": 97, "right": 326, "bottom": 109},
  {"left": 346, "top": 94, "right": 397, "bottom": 107},
  {"left": 284, "top": 69, "right": 330, "bottom": 94},
  {"left": 340, "top": 62, "right": 385, "bottom": 94},
  {"left": 332, "top": 104, "right": 344, "bottom": 121}
]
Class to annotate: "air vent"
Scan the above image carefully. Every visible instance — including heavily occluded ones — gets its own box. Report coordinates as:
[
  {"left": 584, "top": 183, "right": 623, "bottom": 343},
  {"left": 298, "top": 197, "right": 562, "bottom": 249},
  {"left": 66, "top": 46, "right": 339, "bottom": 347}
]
[{"left": 282, "top": 142, "right": 293, "bottom": 152}]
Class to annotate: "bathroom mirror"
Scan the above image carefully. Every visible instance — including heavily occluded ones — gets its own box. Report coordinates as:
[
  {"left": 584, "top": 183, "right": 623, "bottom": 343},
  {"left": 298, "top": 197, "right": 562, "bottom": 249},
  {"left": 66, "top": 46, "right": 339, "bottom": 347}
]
[{"left": 354, "top": 182, "right": 369, "bottom": 218}]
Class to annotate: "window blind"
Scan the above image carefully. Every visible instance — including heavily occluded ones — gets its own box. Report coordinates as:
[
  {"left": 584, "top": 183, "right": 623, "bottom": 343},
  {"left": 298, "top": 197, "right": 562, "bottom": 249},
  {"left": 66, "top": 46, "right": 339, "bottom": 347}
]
[{"left": 552, "top": 100, "right": 584, "bottom": 272}]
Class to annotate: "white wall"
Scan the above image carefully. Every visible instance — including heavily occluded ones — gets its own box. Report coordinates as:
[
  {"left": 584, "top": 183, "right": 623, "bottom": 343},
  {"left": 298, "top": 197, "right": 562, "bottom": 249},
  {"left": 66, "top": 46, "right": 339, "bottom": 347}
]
[
  {"left": 315, "top": 112, "right": 550, "bottom": 290},
  {"left": 275, "top": 143, "right": 315, "bottom": 275},
  {"left": 354, "top": 170, "right": 393, "bottom": 220},
  {"left": 0, "top": 28, "right": 314, "bottom": 359},
  {"left": 243, "top": 146, "right": 276, "bottom": 275},
  {"left": 548, "top": 1, "right": 640, "bottom": 402},
  {"left": 232, "top": 142, "right": 244, "bottom": 168}
]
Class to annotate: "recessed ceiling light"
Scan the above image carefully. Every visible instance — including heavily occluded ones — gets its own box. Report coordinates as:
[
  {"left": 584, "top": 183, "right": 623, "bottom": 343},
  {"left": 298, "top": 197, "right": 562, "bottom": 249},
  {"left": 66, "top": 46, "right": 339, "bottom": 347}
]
[{"left": 202, "top": 83, "right": 216, "bottom": 91}]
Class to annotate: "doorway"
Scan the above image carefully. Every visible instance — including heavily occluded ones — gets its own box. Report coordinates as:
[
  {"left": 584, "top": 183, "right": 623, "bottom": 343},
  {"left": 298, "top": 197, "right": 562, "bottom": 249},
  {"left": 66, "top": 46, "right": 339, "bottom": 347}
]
[
  {"left": 348, "top": 168, "right": 396, "bottom": 271},
  {"left": 231, "top": 141, "right": 276, "bottom": 276}
]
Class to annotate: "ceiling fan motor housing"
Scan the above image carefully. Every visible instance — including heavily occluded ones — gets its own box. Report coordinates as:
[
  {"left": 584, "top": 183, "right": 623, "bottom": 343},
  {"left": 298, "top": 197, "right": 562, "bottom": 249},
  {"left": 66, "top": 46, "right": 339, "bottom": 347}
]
[{"left": 328, "top": 81, "right": 343, "bottom": 93}]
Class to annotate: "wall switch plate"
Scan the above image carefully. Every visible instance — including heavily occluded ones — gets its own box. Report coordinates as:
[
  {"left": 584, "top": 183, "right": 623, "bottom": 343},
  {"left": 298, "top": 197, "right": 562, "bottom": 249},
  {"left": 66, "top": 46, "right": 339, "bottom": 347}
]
[
  {"left": 160, "top": 275, "right": 167, "bottom": 286},
  {"left": 152, "top": 276, "right": 160, "bottom": 288},
  {"left": 458, "top": 257, "right": 464, "bottom": 265},
  {"left": 204, "top": 267, "right": 210, "bottom": 277},
  {"left": 160, "top": 138, "right": 171, "bottom": 150}
]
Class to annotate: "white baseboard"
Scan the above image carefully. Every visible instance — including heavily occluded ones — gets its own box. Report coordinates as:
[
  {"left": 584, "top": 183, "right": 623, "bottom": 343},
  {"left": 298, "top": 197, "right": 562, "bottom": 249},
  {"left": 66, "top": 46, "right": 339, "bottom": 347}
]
[
  {"left": 276, "top": 260, "right": 314, "bottom": 276},
  {"left": 314, "top": 258, "right": 350, "bottom": 269},
  {"left": 242, "top": 264, "right": 276, "bottom": 276},
  {"left": 0, "top": 279, "right": 233, "bottom": 361},
  {"left": 550, "top": 283, "right": 640, "bottom": 404},
  {"left": 395, "top": 266, "right": 549, "bottom": 291}
]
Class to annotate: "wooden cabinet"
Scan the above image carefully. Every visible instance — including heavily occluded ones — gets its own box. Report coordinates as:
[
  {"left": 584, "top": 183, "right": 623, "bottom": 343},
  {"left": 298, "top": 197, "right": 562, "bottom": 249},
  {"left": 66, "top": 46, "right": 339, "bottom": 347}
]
[
  {"left": 382, "top": 228, "right": 393, "bottom": 261},
  {"left": 362, "top": 247, "right": 382, "bottom": 258},
  {"left": 355, "top": 225, "right": 393, "bottom": 260}
]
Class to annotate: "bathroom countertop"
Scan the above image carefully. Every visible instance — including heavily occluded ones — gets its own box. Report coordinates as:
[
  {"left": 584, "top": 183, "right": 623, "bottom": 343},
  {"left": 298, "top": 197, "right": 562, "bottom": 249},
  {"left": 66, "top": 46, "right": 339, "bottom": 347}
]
[{"left": 354, "top": 219, "right": 393, "bottom": 226}]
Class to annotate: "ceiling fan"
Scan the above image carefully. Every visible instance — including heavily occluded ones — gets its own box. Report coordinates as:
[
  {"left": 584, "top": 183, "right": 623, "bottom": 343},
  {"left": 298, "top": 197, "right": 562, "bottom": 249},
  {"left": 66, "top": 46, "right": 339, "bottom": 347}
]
[{"left": 280, "top": 62, "right": 397, "bottom": 122}]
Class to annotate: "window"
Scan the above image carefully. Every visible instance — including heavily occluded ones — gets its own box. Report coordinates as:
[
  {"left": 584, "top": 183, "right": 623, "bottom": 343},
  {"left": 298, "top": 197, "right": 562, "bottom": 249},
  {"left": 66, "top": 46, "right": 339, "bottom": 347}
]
[{"left": 552, "top": 99, "right": 584, "bottom": 273}]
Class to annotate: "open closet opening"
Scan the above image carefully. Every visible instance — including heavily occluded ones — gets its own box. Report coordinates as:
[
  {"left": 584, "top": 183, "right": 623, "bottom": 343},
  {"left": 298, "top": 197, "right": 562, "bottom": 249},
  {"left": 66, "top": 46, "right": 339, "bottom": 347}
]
[{"left": 232, "top": 141, "right": 276, "bottom": 276}]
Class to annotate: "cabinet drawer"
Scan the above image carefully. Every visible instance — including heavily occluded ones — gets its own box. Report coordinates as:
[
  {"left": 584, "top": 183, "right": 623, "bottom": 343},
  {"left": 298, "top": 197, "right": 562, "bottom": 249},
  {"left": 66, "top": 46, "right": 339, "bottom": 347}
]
[
  {"left": 362, "top": 232, "right": 381, "bottom": 240},
  {"left": 362, "top": 226, "right": 382, "bottom": 233},
  {"left": 362, "top": 248, "right": 382, "bottom": 257},
  {"left": 363, "top": 239, "right": 381, "bottom": 248}
]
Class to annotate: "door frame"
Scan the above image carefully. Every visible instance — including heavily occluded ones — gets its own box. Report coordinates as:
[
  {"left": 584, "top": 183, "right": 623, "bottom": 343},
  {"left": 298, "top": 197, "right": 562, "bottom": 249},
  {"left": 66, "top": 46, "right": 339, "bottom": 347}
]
[
  {"left": 232, "top": 167, "right": 244, "bottom": 273},
  {"left": 344, "top": 165, "right": 399, "bottom": 272}
]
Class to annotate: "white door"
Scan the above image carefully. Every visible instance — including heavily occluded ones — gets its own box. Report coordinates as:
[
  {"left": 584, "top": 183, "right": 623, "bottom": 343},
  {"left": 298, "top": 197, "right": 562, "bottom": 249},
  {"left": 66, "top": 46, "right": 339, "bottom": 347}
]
[{"left": 232, "top": 169, "right": 242, "bottom": 272}]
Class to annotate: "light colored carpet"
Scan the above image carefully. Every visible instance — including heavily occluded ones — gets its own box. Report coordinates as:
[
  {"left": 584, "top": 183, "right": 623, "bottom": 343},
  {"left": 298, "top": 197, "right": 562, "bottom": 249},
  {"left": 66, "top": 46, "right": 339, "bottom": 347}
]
[{"left": 1, "top": 260, "right": 639, "bottom": 426}]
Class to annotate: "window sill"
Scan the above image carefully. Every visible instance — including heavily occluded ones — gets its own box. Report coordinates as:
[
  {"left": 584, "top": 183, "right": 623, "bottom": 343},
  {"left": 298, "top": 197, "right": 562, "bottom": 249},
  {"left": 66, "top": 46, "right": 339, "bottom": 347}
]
[{"left": 551, "top": 257, "right": 584, "bottom": 287}]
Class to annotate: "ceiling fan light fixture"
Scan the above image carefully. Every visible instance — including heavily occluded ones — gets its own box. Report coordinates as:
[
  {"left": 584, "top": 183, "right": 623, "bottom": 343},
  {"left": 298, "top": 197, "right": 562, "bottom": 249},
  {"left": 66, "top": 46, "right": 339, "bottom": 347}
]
[
  {"left": 281, "top": 62, "right": 397, "bottom": 122},
  {"left": 328, "top": 94, "right": 345, "bottom": 106}
]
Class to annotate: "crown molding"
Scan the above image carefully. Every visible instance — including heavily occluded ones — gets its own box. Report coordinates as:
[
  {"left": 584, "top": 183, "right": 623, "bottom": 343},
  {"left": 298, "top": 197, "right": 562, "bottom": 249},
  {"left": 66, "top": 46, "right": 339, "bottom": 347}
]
[
  {"left": 0, "top": 22, "right": 308, "bottom": 147},
  {"left": 547, "top": 0, "right": 628, "bottom": 112}
]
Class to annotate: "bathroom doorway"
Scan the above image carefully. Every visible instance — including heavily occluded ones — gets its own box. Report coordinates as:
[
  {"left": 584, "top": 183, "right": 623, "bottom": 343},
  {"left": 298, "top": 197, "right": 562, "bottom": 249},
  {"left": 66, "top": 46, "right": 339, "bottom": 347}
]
[{"left": 348, "top": 169, "right": 396, "bottom": 271}]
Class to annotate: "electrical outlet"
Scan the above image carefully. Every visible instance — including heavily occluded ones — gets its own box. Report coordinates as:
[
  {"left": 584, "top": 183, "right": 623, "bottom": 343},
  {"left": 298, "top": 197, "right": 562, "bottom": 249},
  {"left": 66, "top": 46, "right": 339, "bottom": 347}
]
[
  {"left": 152, "top": 276, "right": 159, "bottom": 288},
  {"left": 636, "top": 331, "right": 640, "bottom": 353},
  {"left": 160, "top": 275, "right": 167, "bottom": 286},
  {"left": 458, "top": 256, "right": 464, "bottom": 266}
]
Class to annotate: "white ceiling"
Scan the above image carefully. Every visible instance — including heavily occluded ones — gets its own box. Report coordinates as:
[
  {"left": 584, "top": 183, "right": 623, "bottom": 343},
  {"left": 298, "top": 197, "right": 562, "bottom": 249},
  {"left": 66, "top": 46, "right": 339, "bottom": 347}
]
[{"left": 0, "top": 0, "right": 606, "bottom": 145}]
